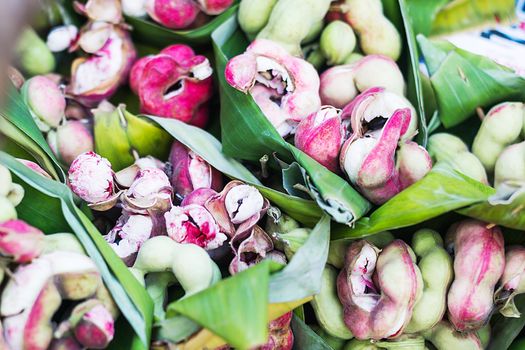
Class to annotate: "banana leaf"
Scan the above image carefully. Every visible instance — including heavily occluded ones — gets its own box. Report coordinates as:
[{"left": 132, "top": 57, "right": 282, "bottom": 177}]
[
  {"left": 125, "top": 5, "right": 238, "bottom": 47},
  {"left": 489, "top": 294, "right": 525, "bottom": 350},
  {"left": 291, "top": 315, "right": 333, "bottom": 350},
  {"left": 0, "top": 84, "right": 62, "bottom": 180},
  {"left": 417, "top": 35, "right": 525, "bottom": 128},
  {"left": 458, "top": 185, "right": 525, "bottom": 230},
  {"left": 431, "top": 0, "right": 516, "bottom": 35},
  {"left": 389, "top": 0, "right": 428, "bottom": 146},
  {"left": 211, "top": 15, "right": 370, "bottom": 225},
  {"left": 404, "top": 0, "right": 448, "bottom": 36},
  {"left": 168, "top": 260, "right": 277, "bottom": 349},
  {"left": 332, "top": 164, "right": 495, "bottom": 240},
  {"left": 146, "top": 116, "right": 324, "bottom": 226},
  {"left": 0, "top": 152, "right": 153, "bottom": 349}
]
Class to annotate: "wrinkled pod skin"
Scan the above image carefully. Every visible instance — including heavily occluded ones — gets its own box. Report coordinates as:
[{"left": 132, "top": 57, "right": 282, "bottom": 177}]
[
  {"left": 405, "top": 229, "right": 453, "bottom": 333},
  {"left": 130, "top": 44, "right": 213, "bottom": 127},
  {"left": 225, "top": 39, "right": 321, "bottom": 137},
  {"left": 472, "top": 102, "right": 525, "bottom": 173},
  {"left": 129, "top": 236, "right": 221, "bottom": 296},
  {"left": 337, "top": 240, "right": 423, "bottom": 340},
  {"left": 294, "top": 106, "right": 345, "bottom": 172},
  {"left": 256, "top": 312, "right": 294, "bottom": 350},
  {"left": 311, "top": 265, "right": 353, "bottom": 339},
  {"left": 169, "top": 140, "right": 222, "bottom": 196},
  {"left": 340, "top": 90, "right": 428, "bottom": 204},
  {"left": 68, "top": 25, "right": 136, "bottom": 106},
  {"left": 496, "top": 246, "right": 525, "bottom": 317},
  {"left": 427, "top": 133, "right": 488, "bottom": 184},
  {"left": 423, "top": 321, "right": 482, "bottom": 350},
  {"left": 447, "top": 220, "right": 505, "bottom": 332},
  {"left": 319, "top": 55, "right": 405, "bottom": 109}
]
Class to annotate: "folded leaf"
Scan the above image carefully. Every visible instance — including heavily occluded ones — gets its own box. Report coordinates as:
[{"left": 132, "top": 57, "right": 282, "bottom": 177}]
[
  {"left": 418, "top": 35, "right": 525, "bottom": 128},
  {"left": 269, "top": 215, "right": 330, "bottom": 303},
  {"left": 0, "top": 85, "right": 62, "bottom": 180},
  {"left": 168, "top": 260, "right": 276, "bottom": 349},
  {"left": 0, "top": 151, "right": 153, "bottom": 348},
  {"left": 458, "top": 185, "right": 525, "bottom": 230},
  {"left": 125, "top": 5, "right": 238, "bottom": 47},
  {"left": 332, "top": 164, "right": 494, "bottom": 240}
]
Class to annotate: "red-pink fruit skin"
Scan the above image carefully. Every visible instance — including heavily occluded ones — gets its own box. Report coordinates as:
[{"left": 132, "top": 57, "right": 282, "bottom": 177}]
[
  {"left": 0, "top": 219, "right": 44, "bottom": 263},
  {"left": 294, "top": 111, "right": 344, "bottom": 172},
  {"left": 447, "top": 220, "right": 505, "bottom": 332},
  {"left": 149, "top": 0, "right": 200, "bottom": 29}
]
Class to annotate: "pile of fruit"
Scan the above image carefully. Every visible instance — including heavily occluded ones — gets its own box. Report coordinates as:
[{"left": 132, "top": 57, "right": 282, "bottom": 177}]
[{"left": 0, "top": 0, "right": 524, "bottom": 349}]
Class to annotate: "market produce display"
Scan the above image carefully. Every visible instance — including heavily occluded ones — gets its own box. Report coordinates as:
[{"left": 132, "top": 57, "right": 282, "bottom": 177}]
[{"left": 1, "top": 0, "right": 525, "bottom": 349}]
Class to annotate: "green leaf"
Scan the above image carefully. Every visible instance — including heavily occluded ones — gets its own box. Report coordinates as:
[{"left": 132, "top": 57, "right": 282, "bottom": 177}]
[
  {"left": 418, "top": 35, "right": 525, "bottom": 128},
  {"left": 145, "top": 115, "right": 324, "bottom": 226},
  {"left": 291, "top": 315, "right": 333, "bottom": 350},
  {"left": 12, "top": 177, "right": 70, "bottom": 233},
  {"left": 404, "top": 0, "right": 448, "bottom": 36},
  {"left": 488, "top": 294, "right": 525, "bottom": 350},
  {"left": 168, "top": 260, "right": 275, "bottom": 349},
  {"left": 431, "top": 0, "right": 515, "bottom": 35},
  {"left": 156, "top": 316, "right": 201, "bottom": 344},
  {"left": 269, "top": 215, "right": 330, "bottom": 303},
  {"left": 94, "top": 105, "right": 172, "bottom": 171},
  {"left": 0, "top": 85, "right": 62, "bottom": 180},
  {"left": 0, "top": 152, "right": 153, "bottom": 348},
  {"left": 458, "top": 186, "right": 525, "bottom": 230},
  {"left": 394, "top": 0, "right": 429, "bottom": 146},
  {"left": 211, "top": 15, "right": 370, "bottom": 225},
  {"left": 332, "top": 164, "right": 494, "bottom": 240},
  {"left": 125, "top": 5, "right": 238, "bottom": 47}
]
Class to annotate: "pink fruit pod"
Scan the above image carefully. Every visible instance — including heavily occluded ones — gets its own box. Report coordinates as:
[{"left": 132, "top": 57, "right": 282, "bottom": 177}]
[
  {"left": 294, "top": 106, "right": 345, "bottom": 172},
  {"left": 68, "top": 25, "right": 136, "bottom": 106},
  {"left": 319, "top": 55, "right": 405, "bottom": 109},
  {"left": 337, "top": 239, "right": 423, "bottom": 340},
  {"left": 68, "top": 151, "right": 118, "bottom": 210},
  {"left": 105, "top": 213, "right": 159, "bottom": 265},
  {"left": 145, "top": 0, "right": 200, "bottom": 29},
  {"left": 256, "top": 312, "right": 294, "bottom": 350},
  {"left": 21, "top": 75, "right": 66, "bottom": 132},
  {"left": 165, "top": 204, "right": 227, "bottom": 250},
  {"left": 129, "top": 44, "right": 213, "bottom": 127},
  {"left": 225, "top": 39, "right": 321, "bottom": 137},
  {"left": 17, "top": 159, "right": 52, "bottom": 178},
  {"left": 496, "top": 246, "right": 525, "bottom": 317},
  {"left": 340, "top": 108, "right": 411, "bottom": 204},
  {"left": 169, "top": 141, "right": 222, "bottom": 196},
  {"left": 0, "top": 220, "right": 44, "bottom": 263},
  {"left": 47, "top": 120, "right": 94, "bottom": 166},
  {"left": 395, "top": 141, "right": 432, "bottom": 190},
  {"left": 196, "top": 0, "right": 234, "bottom": 15},
  {"left": 73, "top": 303, "right": 115, "bottom": 349},
  {"left": 447, "top": 220, "right": 505, "bottom": 332},
  {"left": 229, "top": 225, "right": 275, "bottom": 274},
  {"left": 122, "top": 167, "right": 173, "bottom": 214}
]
